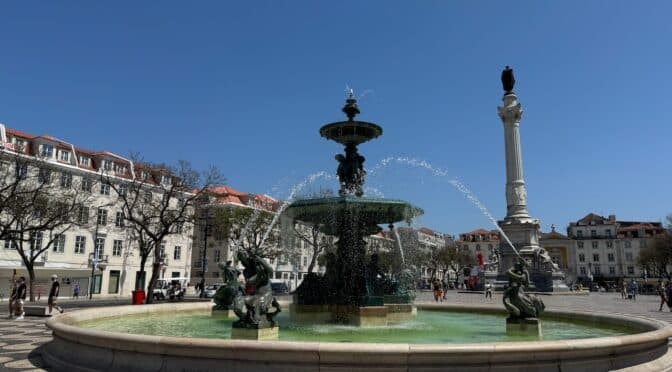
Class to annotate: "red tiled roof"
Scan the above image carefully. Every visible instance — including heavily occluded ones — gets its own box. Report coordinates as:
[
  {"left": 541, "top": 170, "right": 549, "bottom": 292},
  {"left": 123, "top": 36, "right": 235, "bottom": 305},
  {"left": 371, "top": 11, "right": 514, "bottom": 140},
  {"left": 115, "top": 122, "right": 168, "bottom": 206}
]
[
  {"left": 6, "top": 128, "right": 36, "bottom": 139},
  {"left": 208, "top": 186, "right": 247, "bottom": 196}
]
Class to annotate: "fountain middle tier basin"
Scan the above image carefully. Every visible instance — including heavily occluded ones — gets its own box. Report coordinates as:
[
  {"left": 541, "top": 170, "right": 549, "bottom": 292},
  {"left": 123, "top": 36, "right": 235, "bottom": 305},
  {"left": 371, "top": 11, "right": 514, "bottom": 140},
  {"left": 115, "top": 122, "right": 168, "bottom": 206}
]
[
  {"left": 283, "top": 196, "right": 423, "bottom": 233},
  {"left": 44, "top": 302, "right": 672, "bottom": 372}
]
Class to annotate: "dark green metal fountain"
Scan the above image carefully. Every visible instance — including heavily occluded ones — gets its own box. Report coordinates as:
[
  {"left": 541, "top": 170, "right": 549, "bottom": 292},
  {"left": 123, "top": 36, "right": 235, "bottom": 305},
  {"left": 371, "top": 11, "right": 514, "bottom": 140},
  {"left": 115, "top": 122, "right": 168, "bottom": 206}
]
[{"left": 282, "top": 93, "right": 422, "bottom": 322}]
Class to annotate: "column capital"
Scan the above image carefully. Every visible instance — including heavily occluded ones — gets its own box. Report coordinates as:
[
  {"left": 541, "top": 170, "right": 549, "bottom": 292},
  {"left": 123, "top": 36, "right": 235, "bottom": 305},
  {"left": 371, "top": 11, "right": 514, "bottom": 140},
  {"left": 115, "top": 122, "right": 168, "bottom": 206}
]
[{"left": 497, "top": 93, "right": 523, "bottom": 124}]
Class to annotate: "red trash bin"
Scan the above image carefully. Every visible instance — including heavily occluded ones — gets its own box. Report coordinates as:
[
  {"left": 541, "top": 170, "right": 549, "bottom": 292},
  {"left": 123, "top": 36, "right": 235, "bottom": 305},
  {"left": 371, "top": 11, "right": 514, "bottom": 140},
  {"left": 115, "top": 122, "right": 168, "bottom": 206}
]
[{"left": 132, "top": 290, "right": 146, "bottom": 305}]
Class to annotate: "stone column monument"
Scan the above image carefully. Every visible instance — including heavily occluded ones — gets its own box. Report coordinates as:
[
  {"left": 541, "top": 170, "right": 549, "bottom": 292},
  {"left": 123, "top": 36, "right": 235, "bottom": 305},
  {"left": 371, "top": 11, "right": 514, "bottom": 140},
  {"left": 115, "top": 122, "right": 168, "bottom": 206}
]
[{"left": 495, "top": 66, "right": 566, "bottom": 292}]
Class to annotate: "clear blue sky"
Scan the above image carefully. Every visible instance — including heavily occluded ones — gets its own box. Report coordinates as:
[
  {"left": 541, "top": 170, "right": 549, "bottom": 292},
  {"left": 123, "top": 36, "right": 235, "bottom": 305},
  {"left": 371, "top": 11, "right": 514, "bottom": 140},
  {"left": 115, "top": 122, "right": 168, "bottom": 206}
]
[{"left": 1, "top": 2, "right": 670, "bottom": 236}]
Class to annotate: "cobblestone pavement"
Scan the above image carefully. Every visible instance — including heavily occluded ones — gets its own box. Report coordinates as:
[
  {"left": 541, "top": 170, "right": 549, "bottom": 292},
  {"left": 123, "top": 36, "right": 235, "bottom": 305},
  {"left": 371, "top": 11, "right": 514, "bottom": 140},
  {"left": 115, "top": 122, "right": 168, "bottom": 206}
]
[{"left": 0, "top": 292, "right": 671, "bottom": 371}]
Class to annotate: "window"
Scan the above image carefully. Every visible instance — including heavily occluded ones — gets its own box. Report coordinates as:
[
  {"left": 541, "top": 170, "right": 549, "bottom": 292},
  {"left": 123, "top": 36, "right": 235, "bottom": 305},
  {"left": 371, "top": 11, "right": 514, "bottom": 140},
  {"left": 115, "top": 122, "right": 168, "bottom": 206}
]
[
  {"left": 4, "top": 238, "right": 17, "bottom": 250},
  {"left": 577, "top": 230, "right": 583, "bottom": 238},
  {"left": 144, "top": 191, "right": 152, "bottom": 203},
  {"left": 594, "top": 265, "right": 601, "bottom": 275},
  {"left": 590, "top": 229, "right": 597, "bottom": 238},
  {"left": 174, "top": 222, "right": 184, "bottom": 234},
  {"left": 214, "top": 249, "right": 221, "bottom": 262},
  {"left": 577, "top": 242, "right": 584, "bottom": 249},
  {"left": 160, "top": 242, "right": 166, "bottom": 258},
  {"left": 78, "top": 206, "right": 90, "bottom": 224},
  {"left": 141, "top": 171, "right": 149, "bottom": 180},
  {"left": 173, "top": 246, "right": 181, "bottom": 260},
  {"left": 303, "top": 256, "right": 307, "bottom": 266},
  {"left": 52, "top": 234, "right": 65, "bottom": 253},
  {"left": 640, "top": 239, "right": 647, "bottom": 248},
  {"left": 605, "top": 230, "right": 612, "bottom": 238},
  {"left": 94, "top": 237, "right": 105, "bottom": 257},
  {"left": 591, "top": 241, "right": 598, "bottom": 249},
  {"left": 102, "top": 159, "right": 112, "bottom": 171},
  {"left": 607, "top": 253, "right": 614, "bottom": 262},
  {"left": 625, "top": 252, "right": 633, "bottom": 262},
  {"left": 118, "top": 184, "right": 127, "bottom": 196},
  {"left": 627, "top": 266, "right": 635, "bottom": 275},
  {"left": 115, "top": 212, "right": 124, "bottom": 227},
  {"left": 75, "top": 236, "right": 86, "bottom": 254},
  {"left": 488, "top": 244, "right": 493, "bottom": 250},
  {"left": 97, "top": 209, "right": 108, "bottom": 225},
  {"left": 81, "top": 177, "right": 92, "bottom": 192},
  {"left": 108, "top": 270, "right": 120, "bottom": 294},
  {"left": 30, "top": 231, "right": 43, "bottom": 251},
  {"left": 609, "top": 266, "right": 616, "bottom": 275},
  {"left": 59, "top": 150, "right": 70, "bottom": 162},
  {"left": 475, "top": 244, "right": 481, "bottom": 251},
  {"left": 606, "top": 241, "right": 613, "bottom": 248},
  {"left": 100, "top": 183, "right": 111, "bottom": 196},
  {"left": 114, "top": 163, "right": 126, "bottom": 174},
  {"left": 60, "top": 172, "right": 72, "bottom": 188},
  {"left": 161, "top": 175, "right": 171, "bottom": 186},
  {"left": 79, "top": 156, "right": 90, "bottom": 167},
  {"left": 112, "top": 240, "right": 123, "bottom": 256},
  {"left": 580, "top": 266, "right": 587, "bottom": 275},
  {"left": 38, "top": 168, "right": 51, "bottom": 184},
  {"left": 593, "top": 253, "right": 600, "bottom": 262},
  {"left": 41, "top": 144, "right": 54, "bottom": 157},
  {"left": 16, "top": 163, "right": 27, "bottom": 179},
  {"left": 625, "top": 240, "right": 632, "bottom": 248},
  {"left": 579, "top": 253, "right": 585, "bottom": 262}
]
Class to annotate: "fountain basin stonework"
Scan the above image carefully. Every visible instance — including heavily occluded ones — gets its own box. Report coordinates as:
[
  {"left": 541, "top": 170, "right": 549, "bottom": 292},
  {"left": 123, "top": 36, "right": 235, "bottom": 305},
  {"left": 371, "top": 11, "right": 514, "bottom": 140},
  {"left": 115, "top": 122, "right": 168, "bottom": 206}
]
[{"left": 44, "top": 302, "right": 672, "bottom": 371}]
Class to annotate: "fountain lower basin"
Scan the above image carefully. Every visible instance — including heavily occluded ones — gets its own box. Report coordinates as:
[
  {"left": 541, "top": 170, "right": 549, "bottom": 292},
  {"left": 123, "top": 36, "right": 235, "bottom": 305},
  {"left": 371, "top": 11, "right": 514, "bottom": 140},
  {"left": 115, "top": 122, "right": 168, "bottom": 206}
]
[{"left": 43, "top": 302, "right": 672, "bottom": 371}]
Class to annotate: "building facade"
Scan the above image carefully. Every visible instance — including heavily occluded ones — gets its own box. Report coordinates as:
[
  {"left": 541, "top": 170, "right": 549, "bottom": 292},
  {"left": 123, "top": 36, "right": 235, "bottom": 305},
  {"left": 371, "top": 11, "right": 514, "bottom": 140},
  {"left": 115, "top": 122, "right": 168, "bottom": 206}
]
[
  {"left": 0, "top": 124, "right": 193, "bottom": 298},
  {"left": 567, "top": 213, "right": 666, "bottom": 285}
]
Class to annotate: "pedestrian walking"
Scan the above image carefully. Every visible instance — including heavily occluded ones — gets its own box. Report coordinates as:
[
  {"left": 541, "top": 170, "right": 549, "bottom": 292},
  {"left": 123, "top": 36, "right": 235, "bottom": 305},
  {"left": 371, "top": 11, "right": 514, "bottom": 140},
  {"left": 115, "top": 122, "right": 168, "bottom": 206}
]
[
  {"left": 73, "top": 281, "right": 80, "bottom": 299},
  {"left": 432, "top": 278, "right": 444, "bottom": 302},
  {"left": 657, "top": 280, "right": 667, "bottom": 311},
  {"left": 442, "top": 276, "right": 450, "bottom": 300},
  {"left": 621, "top": 281, "right": 628, "bottom": 299},
  {"left": 485, "top": 281, "right": 493, "bottom": 300},
  {"left": 14, "top": 276, "right": 27, "bottom": 320},
  {"left": 629, "top": 279, "right": 638, "bottom": 301},
  {"left": 48, "top": 275, "right": 64, "bottom": 315}
]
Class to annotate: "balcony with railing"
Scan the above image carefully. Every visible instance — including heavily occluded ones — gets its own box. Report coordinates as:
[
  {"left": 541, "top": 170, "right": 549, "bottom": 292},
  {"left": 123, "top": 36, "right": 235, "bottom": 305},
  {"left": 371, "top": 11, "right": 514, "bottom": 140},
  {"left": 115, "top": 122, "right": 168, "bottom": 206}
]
[{"left": 89, "top": 253, "right": 109, "bottom": 269}]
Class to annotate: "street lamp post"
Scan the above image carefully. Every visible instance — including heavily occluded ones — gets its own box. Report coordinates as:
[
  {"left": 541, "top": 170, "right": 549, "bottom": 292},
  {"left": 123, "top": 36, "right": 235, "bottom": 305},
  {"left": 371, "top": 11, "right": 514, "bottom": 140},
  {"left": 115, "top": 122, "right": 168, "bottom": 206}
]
[{"left": 199, "top": 210, "right": 211, "bottom": 298}]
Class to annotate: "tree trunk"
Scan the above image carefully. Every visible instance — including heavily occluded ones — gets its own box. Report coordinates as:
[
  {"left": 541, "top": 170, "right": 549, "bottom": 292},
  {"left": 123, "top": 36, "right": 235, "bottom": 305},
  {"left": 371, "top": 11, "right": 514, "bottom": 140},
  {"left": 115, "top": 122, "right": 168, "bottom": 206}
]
[
  {"left": 307, "top": 247, "right": 317, "bottom": 274},
  {"left": 136, "top": 255, "right": 147, "bottom": 290},
  {"left": 28, "top": 265, "right": 36, "bottom": 302},
  {"left": 145, "top": 261, "right": 160, "bottom": 304}
]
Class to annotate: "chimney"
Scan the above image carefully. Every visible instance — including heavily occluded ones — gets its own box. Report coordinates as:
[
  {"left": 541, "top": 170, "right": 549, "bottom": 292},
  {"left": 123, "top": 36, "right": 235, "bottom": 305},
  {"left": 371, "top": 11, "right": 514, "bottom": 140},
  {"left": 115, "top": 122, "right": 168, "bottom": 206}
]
[{"left": 608, "top": 215, "right": 616, "bottom": 222}]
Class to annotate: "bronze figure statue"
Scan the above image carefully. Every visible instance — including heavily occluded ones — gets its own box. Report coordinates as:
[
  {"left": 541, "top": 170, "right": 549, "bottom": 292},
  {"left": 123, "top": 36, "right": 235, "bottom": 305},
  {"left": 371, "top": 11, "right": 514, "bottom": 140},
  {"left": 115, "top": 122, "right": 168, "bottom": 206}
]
[
  {"left": 501, "top": 66, "right": 515, "bottom": 94},
  {"left": 503, "top": 258, "right": 545, "bottom": 320},
  {"left": 231, "top": 251, "right": 281, "bottom": 328}
]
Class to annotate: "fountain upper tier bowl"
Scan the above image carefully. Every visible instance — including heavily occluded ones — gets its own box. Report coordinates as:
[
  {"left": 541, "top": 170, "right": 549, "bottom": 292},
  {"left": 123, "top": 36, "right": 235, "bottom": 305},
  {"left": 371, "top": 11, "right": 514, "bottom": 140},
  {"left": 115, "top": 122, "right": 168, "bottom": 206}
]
[
  {"left": 282, "top": 195, "right": 423, "bottom": 233},
  {"left": 319, "top": 120, "right": 382, "bottom": 146}
]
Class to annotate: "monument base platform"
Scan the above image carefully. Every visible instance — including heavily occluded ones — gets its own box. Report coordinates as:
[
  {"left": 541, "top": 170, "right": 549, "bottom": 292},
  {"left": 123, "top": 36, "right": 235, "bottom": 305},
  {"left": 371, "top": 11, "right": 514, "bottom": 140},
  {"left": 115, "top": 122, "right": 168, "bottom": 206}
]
[
  {"left": 331, "top": 305, "right": 388, "bottom": 327},
  {"left": 211, "top": 308, "right": 236, "bottom": 319},
  {"left": 506, "top": 317, "right": 542, "bottom": 337},
  {"left": 385, "top": 304, "right": 417, "bottom": 323},
  {"left": 289, "top": 303, "right": 331, "bottom": 323},
  {"left": 231, "top": 326, "right": 279, "bottom": 340}
]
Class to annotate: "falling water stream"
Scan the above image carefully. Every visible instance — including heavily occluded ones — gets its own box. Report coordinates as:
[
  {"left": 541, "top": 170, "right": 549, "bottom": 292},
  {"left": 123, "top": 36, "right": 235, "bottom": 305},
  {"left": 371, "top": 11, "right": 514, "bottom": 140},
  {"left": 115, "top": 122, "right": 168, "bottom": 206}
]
[{"left": 367, "top": 156, "right": 521, "bottom": 259}]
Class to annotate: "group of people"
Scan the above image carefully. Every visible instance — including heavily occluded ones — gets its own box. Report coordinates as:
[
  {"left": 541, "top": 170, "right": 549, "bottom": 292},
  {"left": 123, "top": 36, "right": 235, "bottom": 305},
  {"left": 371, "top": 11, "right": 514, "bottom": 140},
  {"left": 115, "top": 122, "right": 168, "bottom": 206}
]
[
  {"left": 620, "top": 279, "right": 640, "bottom": 300},
  {"left": 7, "top": 274, "right": 63, "bottom": 320}
]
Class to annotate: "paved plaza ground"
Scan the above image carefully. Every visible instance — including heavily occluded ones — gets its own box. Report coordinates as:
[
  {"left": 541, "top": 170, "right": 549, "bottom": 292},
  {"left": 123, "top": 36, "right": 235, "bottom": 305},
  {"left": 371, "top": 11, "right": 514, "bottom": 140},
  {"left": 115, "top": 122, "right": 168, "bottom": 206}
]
[{"left": 0, "top": 291, "right": 671, "bottom": 371}]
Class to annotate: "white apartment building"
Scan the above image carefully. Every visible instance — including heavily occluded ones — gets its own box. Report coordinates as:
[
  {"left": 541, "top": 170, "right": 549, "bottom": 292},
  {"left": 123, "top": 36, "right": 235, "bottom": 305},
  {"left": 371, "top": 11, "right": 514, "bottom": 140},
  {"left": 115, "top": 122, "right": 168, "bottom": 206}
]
[
  {"left": 567, "top": 213, "right": 666, "bottom": 284},
  {"left": 192, "top": 186, "right": 401, "bottom": 291},
  {"left": 457, "top": 229, "right": 500, "bottom": 265},
  {"left": 0, "top": 124, "right": 193, "bottom": 298},
  {"left": 396, "top": 226, "right": 449, "bottom": 281}
]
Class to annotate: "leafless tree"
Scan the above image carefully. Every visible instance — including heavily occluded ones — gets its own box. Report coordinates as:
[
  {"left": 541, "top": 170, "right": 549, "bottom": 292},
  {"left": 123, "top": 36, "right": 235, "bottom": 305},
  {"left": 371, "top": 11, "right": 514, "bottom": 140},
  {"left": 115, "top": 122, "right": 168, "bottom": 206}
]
[
  {"left": 105, "top": 157, "right": 222, "bottom": 304},
  {"left": 291, "top": 223, "right": 333, "bottom": 274},
  {"left": 0, "top": 148, "right": 93, "bottom": 301}
]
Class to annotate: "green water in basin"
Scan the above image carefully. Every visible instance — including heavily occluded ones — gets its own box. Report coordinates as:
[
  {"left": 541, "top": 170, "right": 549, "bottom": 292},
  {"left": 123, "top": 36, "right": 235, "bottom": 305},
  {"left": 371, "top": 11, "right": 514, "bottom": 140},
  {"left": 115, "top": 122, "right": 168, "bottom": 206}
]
[{"left": 78, "top": 309, "right": 634, "bottom": 344}]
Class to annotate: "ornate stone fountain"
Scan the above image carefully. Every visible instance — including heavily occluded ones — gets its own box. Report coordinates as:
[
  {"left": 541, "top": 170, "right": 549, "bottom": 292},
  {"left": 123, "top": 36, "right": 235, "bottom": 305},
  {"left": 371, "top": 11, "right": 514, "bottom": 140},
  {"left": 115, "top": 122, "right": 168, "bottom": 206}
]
[{"left": 282, "top": 92, "right": 423, "bottom": 325}]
